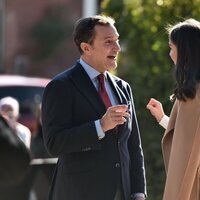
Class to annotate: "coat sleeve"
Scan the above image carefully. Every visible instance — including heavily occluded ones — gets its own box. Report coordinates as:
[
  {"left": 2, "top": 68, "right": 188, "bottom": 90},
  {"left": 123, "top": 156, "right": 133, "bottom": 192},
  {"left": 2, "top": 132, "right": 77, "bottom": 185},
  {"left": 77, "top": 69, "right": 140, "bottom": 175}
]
[
  {"left": 161, "top": 100, "right": 178, "bottom": 171},
  {"left": 42, "top": 79, "right": 101, "bottom": 157}
]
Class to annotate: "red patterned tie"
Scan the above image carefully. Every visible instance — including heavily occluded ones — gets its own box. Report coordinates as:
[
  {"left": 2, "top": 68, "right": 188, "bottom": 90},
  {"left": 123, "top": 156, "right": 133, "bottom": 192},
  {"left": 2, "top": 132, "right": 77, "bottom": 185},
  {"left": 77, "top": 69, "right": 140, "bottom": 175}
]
[{"left": 98, "top": 74, "right": 112, "bottom": 109}]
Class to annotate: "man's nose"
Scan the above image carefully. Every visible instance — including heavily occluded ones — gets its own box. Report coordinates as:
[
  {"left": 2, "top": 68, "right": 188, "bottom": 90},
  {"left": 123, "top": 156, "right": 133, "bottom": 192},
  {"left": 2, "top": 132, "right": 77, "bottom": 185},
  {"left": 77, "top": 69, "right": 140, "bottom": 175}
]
[{"left": 114, "top": 42, "right": 121, "bottom": 52}]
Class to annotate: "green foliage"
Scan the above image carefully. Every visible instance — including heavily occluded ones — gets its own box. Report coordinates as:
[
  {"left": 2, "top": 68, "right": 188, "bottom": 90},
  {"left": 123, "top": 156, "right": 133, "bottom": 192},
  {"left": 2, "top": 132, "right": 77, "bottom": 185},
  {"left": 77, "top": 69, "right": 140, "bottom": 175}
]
[
  {"left": 31, "top": 5, "right": 72, "bottom": 60},
  {"left": 101, "top": 0, "right": 200, "bottom": 199}
]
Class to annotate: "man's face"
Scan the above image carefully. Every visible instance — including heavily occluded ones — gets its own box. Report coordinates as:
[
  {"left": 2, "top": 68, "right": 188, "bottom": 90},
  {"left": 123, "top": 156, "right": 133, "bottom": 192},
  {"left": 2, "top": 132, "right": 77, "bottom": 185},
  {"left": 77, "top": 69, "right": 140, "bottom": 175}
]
[{"left": 82, "top": 24, "right": 121, "bottom": 73}]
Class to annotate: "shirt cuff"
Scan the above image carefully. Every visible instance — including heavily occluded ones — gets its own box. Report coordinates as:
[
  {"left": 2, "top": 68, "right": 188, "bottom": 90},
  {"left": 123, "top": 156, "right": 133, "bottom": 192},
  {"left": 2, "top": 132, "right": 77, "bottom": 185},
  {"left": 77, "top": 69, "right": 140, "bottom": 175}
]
[
  {"left": 95, "top": 120, "right": 105, "bottom": 139},
  {"left": 133, "top": 193, "right": 145, "bottom": 199},
  {"left": 159, "top": 115, "right": 169, "bottom": 129}
]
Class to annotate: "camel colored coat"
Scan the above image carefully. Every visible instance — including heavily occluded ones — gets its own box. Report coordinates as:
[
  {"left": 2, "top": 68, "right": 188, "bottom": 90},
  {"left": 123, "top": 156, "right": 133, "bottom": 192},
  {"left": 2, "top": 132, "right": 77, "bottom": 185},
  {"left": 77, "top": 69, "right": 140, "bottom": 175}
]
[{"left": 162, "top": 89, "right": 200, "bottom": 200}]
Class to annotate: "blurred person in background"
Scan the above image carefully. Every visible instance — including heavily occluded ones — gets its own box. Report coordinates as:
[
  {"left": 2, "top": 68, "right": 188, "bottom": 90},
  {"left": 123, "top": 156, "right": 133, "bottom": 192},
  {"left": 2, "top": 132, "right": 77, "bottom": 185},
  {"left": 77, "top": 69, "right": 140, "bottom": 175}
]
[
  {"left": 31, "top": 104, "right": 51, "bottom": 159},
  {"left": 147, "top": 18, "right": 200, "bottom": 200},
  {"left": 0, "top": 113, "right": 30, "bottom": 186},
  {"left": 30, "top": 104, "right": 56, "bottom": 200},
  {"left": 0, "top": 113, "right": 31, "bottom": 200},
  {"left": 0, "top": 96, "right": 31, "bottom": 148},
  {"left": 0, "top": 97, "right": 34, "bottom": 199}
]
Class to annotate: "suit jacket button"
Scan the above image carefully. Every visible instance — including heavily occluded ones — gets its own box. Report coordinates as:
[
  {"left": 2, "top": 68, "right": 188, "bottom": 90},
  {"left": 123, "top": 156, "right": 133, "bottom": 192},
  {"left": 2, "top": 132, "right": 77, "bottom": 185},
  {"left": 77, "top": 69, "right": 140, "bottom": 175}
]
[
  {"left": 115, "top": 163, "right": 120, "bottom": 168},
  {"left": 82, "top": 147, "right": 91, "bottom": 152}
]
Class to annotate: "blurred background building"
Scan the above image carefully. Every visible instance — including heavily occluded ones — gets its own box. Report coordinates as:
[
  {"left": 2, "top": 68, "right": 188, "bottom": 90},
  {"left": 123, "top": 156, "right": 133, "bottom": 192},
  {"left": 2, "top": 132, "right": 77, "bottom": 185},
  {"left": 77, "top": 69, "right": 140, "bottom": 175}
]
[{"left": 0, "top": 0, "right": 102, "bottom": 78}]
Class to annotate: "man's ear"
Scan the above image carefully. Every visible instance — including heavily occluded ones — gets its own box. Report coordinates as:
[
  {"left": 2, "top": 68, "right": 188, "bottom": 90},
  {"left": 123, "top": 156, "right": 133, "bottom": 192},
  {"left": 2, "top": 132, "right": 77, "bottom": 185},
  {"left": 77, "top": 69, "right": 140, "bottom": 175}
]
[{"left": 80, "top": 42, "right": 91, "bottom": 55}]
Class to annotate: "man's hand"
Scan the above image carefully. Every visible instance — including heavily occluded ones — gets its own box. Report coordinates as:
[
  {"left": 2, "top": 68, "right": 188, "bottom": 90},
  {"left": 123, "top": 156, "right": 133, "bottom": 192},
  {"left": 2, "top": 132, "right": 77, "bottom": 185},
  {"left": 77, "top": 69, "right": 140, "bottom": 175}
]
[{"left": 100, "top": 105, "right": 130, "bottom": 132}]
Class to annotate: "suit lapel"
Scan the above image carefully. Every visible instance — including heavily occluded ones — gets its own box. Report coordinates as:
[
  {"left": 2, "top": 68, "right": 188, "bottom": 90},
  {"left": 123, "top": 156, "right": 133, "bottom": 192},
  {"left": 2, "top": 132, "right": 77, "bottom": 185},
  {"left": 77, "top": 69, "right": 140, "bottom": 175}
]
[
  {"left": 70, "top": 63, "right": 106, "bottom": 117},
  {"left": 106, "top": 72, "right": 128, "bottom": 105},
  {"left": 162, "top": 100, "right": 178, "bottom": 141},
  {"left": 106, "top": 72, "right": 130, "bottom": 137}
]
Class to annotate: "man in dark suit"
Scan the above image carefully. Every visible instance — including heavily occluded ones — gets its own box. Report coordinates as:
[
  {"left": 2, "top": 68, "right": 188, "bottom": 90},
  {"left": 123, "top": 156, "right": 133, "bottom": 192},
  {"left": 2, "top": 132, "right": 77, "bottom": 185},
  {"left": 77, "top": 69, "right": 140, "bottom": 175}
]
[{"left": 42, "top": 15, "right": 146, "bottom": 200}]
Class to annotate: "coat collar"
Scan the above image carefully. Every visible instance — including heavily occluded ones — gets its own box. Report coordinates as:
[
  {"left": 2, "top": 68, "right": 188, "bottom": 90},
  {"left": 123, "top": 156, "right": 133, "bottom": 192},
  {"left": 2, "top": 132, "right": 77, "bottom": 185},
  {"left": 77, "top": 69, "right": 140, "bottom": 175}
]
[{"left": 162, "top": 100, "right": 178, "bottom": 141}]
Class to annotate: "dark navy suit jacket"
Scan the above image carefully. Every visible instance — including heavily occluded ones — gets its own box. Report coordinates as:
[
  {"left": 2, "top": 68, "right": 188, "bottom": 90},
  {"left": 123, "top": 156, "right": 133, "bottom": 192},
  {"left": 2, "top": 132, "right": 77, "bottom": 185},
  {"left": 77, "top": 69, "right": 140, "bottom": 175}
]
[{"left": 42, "top": 62, "right": 146, "bottom": 200}]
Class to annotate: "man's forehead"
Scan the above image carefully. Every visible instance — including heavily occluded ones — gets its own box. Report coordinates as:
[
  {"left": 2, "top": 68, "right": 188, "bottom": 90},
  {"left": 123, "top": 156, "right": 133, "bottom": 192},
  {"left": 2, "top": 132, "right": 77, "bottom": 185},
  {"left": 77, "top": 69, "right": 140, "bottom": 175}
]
[{"left": 95, "top": 25, "right": 119, "bottom": 38}]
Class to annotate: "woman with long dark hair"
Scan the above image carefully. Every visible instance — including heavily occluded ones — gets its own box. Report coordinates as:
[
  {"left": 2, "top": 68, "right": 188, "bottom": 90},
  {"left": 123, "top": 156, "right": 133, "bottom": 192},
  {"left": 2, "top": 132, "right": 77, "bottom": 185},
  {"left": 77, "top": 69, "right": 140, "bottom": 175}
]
[{"left": 147, "top": 18, "right": 200, "bottom": 200}]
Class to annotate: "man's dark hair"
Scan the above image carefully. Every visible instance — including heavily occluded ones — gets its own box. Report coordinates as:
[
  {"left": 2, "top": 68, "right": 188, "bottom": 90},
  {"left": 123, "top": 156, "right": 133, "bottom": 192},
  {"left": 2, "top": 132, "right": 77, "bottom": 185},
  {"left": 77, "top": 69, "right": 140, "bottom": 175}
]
[{"left": 73, "top": 15, "right": 115, "bottom": 54}]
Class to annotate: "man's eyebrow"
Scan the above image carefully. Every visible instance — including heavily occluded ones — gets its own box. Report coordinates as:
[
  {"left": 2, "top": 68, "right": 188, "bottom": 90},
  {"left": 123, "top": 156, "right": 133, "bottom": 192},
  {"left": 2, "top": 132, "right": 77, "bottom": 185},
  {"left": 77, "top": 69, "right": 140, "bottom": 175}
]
[{"left": 104, "top": 35, "right": 120, "bottom": 40}]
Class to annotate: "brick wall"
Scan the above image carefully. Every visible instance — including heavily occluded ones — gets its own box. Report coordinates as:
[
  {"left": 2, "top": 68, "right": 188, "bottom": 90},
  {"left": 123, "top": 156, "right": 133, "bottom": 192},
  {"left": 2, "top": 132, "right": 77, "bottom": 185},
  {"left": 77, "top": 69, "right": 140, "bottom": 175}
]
[{"left": 4, "top": 0, "right": 82, "bottom": 78}]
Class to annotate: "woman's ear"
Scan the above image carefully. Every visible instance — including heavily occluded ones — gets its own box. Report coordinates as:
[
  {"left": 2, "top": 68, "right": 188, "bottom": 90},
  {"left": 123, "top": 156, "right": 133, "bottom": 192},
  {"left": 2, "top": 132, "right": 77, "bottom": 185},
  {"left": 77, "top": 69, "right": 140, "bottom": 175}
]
[{"left": 80, "top": 42, "right": 91, "bottom": 55}]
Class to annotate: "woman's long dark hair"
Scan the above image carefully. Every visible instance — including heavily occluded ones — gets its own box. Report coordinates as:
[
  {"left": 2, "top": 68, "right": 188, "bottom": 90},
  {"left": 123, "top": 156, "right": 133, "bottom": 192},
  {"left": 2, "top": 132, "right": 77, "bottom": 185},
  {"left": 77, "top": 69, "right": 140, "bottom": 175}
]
[{"left": 167, "top": 19, "right": 200, "bottom": 101}]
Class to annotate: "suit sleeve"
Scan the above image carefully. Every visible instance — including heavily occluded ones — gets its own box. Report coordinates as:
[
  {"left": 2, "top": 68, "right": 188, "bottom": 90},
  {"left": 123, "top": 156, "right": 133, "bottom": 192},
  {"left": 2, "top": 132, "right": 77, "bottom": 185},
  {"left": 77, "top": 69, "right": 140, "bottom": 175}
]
[{"left": 42, "top": 79, "right": 101, "bottom": 157}]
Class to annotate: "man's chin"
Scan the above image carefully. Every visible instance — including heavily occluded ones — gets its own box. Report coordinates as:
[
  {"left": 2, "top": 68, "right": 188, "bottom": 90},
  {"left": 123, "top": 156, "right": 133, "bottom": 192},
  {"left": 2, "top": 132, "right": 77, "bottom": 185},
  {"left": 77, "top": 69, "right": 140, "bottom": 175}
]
[{"left": 107, "top": 64, "right": 117, "bottom": 71}]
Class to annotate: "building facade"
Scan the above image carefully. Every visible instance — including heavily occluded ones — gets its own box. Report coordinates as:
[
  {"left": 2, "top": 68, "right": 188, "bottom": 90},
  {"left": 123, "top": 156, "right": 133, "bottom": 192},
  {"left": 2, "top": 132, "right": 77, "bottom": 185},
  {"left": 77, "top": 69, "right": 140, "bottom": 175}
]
[{"left": 0, "top": 0, "right": 100, "bottom": 78}]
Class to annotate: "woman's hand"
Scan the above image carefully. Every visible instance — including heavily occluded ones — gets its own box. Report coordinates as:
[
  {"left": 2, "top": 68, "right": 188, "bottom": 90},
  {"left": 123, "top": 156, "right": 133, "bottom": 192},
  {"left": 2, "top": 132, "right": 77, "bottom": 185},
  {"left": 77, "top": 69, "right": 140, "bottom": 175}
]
[{"left": 146, "top": 98, "right": 165, "bottom": 122}]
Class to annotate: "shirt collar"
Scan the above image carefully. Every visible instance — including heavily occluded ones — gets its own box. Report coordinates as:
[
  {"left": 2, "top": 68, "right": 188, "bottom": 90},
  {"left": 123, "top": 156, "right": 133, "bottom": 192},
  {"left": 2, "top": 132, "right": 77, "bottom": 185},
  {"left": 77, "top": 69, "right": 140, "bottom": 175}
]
[{"left": 79, "top": 58, "right": 107, "bottom": 80}]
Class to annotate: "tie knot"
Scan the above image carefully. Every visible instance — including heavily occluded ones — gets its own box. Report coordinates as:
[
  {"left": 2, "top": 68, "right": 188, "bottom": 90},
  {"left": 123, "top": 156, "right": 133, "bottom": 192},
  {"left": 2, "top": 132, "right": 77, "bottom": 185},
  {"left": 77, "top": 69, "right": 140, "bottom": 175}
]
[{"left": 98, "top": 73, "right": 105, "bottom": 85}]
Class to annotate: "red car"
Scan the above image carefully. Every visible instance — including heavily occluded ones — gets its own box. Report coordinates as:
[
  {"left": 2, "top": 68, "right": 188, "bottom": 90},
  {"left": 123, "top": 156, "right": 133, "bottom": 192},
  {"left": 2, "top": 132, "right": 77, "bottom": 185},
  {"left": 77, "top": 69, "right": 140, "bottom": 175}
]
[{"left": 0, "top": 74, "right": 50, "bottom": 134}]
